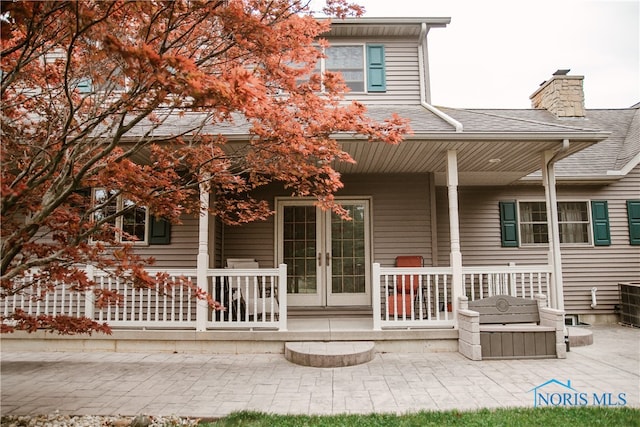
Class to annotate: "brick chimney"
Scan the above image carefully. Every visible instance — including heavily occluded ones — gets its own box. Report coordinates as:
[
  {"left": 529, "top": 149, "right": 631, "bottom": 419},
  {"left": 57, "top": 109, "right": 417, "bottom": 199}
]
[{"left": 529, "top": 69, "right": 585, "bottom": 117}]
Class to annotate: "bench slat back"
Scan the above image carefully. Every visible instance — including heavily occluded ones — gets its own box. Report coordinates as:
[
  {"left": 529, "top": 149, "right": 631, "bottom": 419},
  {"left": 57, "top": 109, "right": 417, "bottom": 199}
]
[{"left": 468, "top": 295, "right": 540, "bottom": 324}]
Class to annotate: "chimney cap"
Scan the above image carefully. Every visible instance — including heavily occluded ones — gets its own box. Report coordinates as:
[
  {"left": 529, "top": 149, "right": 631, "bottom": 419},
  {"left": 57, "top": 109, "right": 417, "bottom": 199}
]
[{"left": 553, "top": 69, "right": 571, "bottom": 76}]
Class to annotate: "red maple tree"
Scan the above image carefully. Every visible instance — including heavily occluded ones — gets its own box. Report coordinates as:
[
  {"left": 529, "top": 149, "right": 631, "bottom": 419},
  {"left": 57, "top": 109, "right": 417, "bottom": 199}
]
[{"left": 0, "top": 0, "right": 410, "bottom": 334}]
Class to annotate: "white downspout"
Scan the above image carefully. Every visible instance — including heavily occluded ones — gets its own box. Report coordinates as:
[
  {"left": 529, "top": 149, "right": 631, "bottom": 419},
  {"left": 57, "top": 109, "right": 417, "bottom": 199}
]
[
  {"left": 543, "top": 139, "right": 569, "bottom": 312},
  {"left": 417, "top": 23, "right": 463, "bottom": 132},
  {"left": 543, "top": 139, "right": 569, "bottom": 349}
]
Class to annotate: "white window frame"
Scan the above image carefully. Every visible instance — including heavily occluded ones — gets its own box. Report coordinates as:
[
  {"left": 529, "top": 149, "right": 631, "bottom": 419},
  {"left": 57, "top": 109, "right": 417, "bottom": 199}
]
[
  {"left": 322, "top": 44, "right": 367, "bottom": 93},
  {"left": 91, "top": 188, "right": 149, "bottom": 245},
  {"left": 518, "top": 200, "right": 593, "bottom": 247}
]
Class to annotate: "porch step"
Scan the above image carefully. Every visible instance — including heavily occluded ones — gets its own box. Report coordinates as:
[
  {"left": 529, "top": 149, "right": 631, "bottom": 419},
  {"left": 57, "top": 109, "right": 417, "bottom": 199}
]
[
  {"left": 285, "top": 341, "right": 375, "bottom": 368},
  {"left": 288, "top": 307, "right": 372, "bottom": 318},
  {"left": 567, "top": 326, "right": 594, "bottom": 347}
]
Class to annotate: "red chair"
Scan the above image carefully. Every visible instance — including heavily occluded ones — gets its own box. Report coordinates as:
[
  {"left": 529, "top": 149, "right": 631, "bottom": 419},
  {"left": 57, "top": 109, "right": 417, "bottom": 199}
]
[
  {"left": 387, "top": 294, "right": 413, "bottom": 316},
  {"left": 387, "top": 256, "right": 423, "bottom": 316},
  {"left": 395, "top": 256, "right": 423, "bottom": 292}
]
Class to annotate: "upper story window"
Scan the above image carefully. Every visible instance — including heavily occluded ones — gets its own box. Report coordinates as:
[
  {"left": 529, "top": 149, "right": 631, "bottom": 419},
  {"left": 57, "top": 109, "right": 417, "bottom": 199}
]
[
  {"left": 499, "top": 200, "right": 611, "bottom": 247},
  {"left": 308, "top": 44, "right": 386, "bottom": 93},
  {"left": 325, "top": 46, "right": 365, "bottom": 92}
]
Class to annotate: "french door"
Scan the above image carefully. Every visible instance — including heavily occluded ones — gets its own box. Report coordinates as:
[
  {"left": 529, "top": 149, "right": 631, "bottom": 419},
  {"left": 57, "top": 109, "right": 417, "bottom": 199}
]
[{"left": 277, "top": 199, "right": 371, "bottom": 307}]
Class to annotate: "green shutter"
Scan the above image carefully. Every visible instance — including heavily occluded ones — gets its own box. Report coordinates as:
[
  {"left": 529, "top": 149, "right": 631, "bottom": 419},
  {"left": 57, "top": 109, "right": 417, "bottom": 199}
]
[
  {"left": 499, "top": 201, "right": 519, "bottom": 247},
  {"left": 627, "top": 200, "right": 640, "bottom": 245},
  {"left": 366, "top": 45, "right": 386, "bottom": 92},
  {"left": 149, "top": 217, "right": 171, "bottom": 245},
  {"left": 591, "top": 200, "right": 611, "bottom": 246}
]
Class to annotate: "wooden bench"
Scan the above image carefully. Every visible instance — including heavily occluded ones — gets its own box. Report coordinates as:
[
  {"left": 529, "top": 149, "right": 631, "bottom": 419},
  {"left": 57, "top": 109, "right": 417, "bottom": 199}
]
[{"left": 458, "top": 294, "right": 566, "bottom": 360}]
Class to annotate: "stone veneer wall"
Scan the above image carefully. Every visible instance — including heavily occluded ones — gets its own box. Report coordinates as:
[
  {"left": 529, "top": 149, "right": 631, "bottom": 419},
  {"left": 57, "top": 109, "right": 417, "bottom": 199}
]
[{"left": 530, "top": 75, "right": 585, "bottom": 117}]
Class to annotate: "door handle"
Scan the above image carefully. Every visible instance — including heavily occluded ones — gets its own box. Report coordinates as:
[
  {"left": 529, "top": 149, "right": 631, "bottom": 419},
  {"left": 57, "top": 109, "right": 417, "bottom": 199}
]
[{"left": 318, "top": 253, "right": 331, "bottom": 266}]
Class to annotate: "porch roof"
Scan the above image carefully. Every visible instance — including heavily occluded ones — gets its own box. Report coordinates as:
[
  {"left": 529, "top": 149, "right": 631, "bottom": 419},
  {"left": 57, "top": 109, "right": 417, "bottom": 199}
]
[
  {"left": 121, "top": 103, "right": 612, "bottom": 186},
  {"left": 336, "top": 104, "right": 609, "bottom": 185}
]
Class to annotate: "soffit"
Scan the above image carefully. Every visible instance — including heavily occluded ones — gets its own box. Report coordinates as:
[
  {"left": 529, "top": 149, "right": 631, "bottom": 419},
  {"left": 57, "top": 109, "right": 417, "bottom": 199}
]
[
  {"left": 336, "top": 137, "right": 596, "bottom": 186},
  {"left": 320, "top": 17, "right": 450, "bottom": 39}
]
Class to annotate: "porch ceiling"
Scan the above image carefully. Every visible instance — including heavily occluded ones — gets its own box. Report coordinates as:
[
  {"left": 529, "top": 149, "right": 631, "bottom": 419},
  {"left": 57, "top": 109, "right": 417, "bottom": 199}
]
[{"left": 336, "top": 137, "right": 597, "bottom": 186}]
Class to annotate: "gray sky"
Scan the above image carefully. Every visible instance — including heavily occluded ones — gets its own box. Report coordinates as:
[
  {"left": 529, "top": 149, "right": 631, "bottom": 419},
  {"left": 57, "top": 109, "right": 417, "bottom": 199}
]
[{"left": 315, "top": 0, "right": 639, "bottom": 109}]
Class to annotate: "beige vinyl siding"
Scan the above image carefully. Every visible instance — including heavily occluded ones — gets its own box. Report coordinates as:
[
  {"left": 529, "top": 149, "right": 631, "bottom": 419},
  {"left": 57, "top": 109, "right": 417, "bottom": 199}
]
[
  {"left": 222, "top": 216, "right": 276, "bottom": 268},
  {"left": 339, "top": 174, "right": 432, "bottom": 266},
  {"left": 327, "top": 38, "right": 421, "bottom": 105},
  {"left": 26, "top": 211, "right": 199, "bottom": 270},
  {"left": 133, "top": 213, "right": 198, "bottom": 268},
  {"left": 221, "top": 174, "right": 433, "bottom": 269},
  {"left": 436, "top": 164, "right": 640, "bottom": 315},
  {"left": 556, "top": 165, "right": 640, "bottom": 315}
]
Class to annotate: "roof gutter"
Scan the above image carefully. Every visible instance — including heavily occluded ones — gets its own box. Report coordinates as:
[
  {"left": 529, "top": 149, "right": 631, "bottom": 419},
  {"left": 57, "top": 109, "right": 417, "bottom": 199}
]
[
  {"left": 319, "top": 17, "right": 451, "bottom": 26},
  {"left": 607, "top": 152, "right": 640, "bottom": 176},
  {"left": 118, "top": 130, "right": 609, "bottom": 143},
  {"left": 402, "top": 131, "right": 608, "bottom": 141}
]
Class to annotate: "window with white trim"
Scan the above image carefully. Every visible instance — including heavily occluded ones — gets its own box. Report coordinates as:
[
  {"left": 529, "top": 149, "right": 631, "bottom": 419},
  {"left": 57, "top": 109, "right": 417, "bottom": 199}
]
[
  {"left": 325, "top": 45, "right": 365, "bottom": 92},
  {"left": 93, "top": 188, "right": 149, "bottom": 244},
  {"left": 298, "top": 44, "right": 386, "bottom": 93},
  {"left": 519, "top": 201, "right": 590, "bottom": 245}
]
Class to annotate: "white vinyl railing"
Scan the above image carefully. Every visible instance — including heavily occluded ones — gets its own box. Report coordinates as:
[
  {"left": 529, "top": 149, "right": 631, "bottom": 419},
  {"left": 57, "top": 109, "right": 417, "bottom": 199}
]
[
  {"left": 373, "top": 264, "right": 455, "bottom": 330},
  {"left": 94, "top": 268, "right": 198, "bottom": 329},
  {"left": 2, "top": 274, "right": 88, "bottom": 321},
  {"left": 206, "top": 265, "right": 287, "bottom": 331},
  {"left": 462, "top": 265, "right": 552, "bottom": 302},
  {"left": 4, "top": 263, "right": 549, "bottom": 332},
  {"left": 373, "top": 263, "right": 552, "bottom": 330},
  {"left": 2, "top": 265, "right": 287, "bottom": 331}
]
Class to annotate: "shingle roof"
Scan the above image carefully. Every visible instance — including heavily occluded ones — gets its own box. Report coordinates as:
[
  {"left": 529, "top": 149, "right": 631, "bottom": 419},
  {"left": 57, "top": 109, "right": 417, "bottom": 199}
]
[
  {"left": 438, "top": 107, "right": 603, "bottom": 134},
  {"left": 367, "top": 104, "right": 639, "bottom": 179},
  {"left": 508, "top": 107, "right": 639, "bottom": 178},
  {"left": 364, "top": 105, "right": 608, "bottom": 135},
  {"left": 553, "top": 108, "right": 639, "bottom": 176},
  {"left": 116, "top": 101, "right": 638, "bottom": 179}
]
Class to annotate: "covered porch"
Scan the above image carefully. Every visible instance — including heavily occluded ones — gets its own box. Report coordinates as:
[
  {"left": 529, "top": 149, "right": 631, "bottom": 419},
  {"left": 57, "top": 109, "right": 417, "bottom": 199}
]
[{"left": 2, "top": 105, "right": 606, "bottom": 349}]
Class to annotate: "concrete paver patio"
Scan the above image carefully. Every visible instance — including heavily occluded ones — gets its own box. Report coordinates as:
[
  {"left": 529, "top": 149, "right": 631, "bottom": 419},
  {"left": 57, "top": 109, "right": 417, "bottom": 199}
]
[{"left": 1, "top": 325, "right": 638, "bottom": 418}]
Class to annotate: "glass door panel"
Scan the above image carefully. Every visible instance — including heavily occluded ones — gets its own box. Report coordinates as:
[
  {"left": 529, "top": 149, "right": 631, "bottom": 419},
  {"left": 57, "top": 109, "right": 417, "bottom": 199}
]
[
  {"left": 282, "top": 204, "right": 322, "bottom": 306},
  {"left": 327, "top": 203, "right": 370, "bottom": 306},
  {"left": 278, "top": 199, "right": 370, "bottom": 307}
]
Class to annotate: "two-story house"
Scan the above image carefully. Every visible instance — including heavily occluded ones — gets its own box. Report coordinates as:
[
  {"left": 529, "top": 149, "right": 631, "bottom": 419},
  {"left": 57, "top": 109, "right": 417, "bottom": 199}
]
[{"left": 4, "top": 17, "right": 638, "bottom": 355}]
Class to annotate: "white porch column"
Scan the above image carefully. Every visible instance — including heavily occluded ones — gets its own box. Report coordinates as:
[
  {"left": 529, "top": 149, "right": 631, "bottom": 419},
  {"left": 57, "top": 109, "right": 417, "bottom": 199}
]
[
  {"left": 542, "top": 151, "right": 565, "bottom": 311},
  {"left": 84, "top": 264, "right": 95, "bottom": 320},
  {"left": 447, "top": 150, "right": 464, "bottom": 316},
  {"left": 196, "top": 175, "right": 211, "bottom": 331}
]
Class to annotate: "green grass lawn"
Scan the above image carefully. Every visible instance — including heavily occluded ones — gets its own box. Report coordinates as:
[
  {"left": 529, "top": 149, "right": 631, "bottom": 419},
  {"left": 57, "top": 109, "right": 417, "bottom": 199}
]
[{"left": 203, "top": 407, "right": 639, "bottom": 426}]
